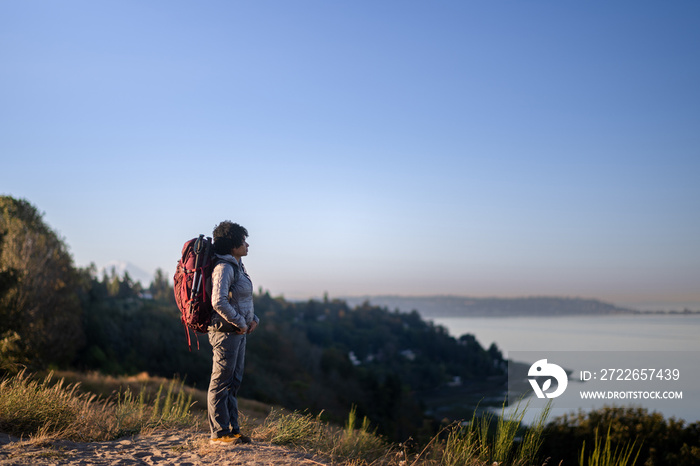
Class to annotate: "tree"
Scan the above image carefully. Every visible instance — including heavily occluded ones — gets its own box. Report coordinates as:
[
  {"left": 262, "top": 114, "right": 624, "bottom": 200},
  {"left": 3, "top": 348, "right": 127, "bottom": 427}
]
[
  {"left": 0, "top": 196, "right": 84, "bottom": 369},
  {"left": 149, "top": 268, "right": 174, "bottom": 302},
  {"left": 0, "top": 231, "right": 21, "bottom": 370}
]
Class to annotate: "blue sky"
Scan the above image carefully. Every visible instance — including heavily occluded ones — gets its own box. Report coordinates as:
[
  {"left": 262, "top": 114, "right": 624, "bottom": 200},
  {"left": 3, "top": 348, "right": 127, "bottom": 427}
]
[{"left": 2, "top": 1, "right": 699, "bottom": 309}]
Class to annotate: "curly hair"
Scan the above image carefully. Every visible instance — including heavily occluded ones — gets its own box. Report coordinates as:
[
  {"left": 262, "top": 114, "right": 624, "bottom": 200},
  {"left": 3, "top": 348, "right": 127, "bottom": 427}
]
[{"left": 212, "top": 221, "right": 248, "bottom": 255}]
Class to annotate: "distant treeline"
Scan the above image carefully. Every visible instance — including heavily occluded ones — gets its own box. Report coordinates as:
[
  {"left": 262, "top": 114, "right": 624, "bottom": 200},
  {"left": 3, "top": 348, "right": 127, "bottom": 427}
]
[{"left": 344, "top": 295, "right": 639, "bottom": 317}]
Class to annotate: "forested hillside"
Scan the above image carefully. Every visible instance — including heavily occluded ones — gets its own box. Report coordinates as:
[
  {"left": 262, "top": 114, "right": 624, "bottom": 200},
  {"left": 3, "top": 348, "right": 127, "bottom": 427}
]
[
  {"left": 344, "top": 295, "right": 637, "bottom": 317},
  {"left": 0, "top": 195, "right": 505, "bottom": 441},
  {"left": 73, "top": 275, "right": 506, "bottom": 440}
]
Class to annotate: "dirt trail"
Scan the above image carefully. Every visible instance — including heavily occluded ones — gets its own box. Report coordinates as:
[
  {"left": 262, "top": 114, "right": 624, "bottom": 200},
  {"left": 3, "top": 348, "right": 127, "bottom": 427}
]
[{"left": 0, "top": 430, "right": 330, "bottom": 466}]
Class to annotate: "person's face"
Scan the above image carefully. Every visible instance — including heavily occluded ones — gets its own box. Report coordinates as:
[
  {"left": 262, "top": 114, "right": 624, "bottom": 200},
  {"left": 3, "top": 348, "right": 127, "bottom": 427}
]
[{"left": 232, "top": 239, "right": 249, "bottom": 258}]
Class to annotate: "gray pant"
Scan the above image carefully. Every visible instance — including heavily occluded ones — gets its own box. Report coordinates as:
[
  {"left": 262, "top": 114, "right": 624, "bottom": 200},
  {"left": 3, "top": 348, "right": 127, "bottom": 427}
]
[{"left": 207, "top": 331, "right": 246, "bottom": 438}]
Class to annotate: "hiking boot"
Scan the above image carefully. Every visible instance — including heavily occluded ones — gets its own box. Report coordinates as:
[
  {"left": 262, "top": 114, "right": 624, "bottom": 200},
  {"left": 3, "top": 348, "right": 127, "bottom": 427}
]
[
  {"left": 209, "top": 433, "right": 252, "bottom": 445},
  {"left": 210, "top": 434, "right": 237, "bottom": 445},
  {"left": 231, "top": 432, "right": 252, "bottom": 444}
]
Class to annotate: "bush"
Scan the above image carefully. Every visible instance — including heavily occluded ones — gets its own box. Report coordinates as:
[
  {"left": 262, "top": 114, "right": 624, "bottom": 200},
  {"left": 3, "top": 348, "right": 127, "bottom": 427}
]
[{"left": 541, "top": 406, "right": 700, "bottom": 466}]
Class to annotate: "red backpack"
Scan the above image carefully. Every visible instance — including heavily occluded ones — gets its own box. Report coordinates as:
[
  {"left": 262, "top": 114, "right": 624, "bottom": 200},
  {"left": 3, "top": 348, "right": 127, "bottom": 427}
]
[{"left": 174, "top": 234, "right": 216, "bottom": 349}]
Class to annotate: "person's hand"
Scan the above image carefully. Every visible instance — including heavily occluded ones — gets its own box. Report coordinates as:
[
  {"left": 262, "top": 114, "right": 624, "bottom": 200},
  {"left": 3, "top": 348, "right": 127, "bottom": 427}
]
[{"left": 247, "top": 321, "right": 258, "bottom": 334}]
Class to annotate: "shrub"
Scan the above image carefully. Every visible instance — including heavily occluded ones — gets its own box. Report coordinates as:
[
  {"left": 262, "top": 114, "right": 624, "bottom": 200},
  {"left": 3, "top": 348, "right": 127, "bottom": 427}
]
[{"left": 254, "top": 407, "right": 389, "bottom": 464}]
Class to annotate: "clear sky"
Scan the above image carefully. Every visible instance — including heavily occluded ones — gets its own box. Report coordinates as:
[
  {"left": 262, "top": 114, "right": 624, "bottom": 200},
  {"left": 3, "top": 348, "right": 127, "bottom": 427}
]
[{"left": 2, "top": 1, "right": 699, "bottom": 310}]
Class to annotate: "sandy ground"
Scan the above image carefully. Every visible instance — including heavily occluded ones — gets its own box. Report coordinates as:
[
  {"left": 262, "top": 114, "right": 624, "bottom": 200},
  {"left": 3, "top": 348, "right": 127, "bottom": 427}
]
[{"left": 0, "top": 430, "right": 332, "bottom": 466}]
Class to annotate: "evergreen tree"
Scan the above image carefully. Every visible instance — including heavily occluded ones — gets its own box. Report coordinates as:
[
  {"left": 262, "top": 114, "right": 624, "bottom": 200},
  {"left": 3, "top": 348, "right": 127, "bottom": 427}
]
[
  {"left": 0, "top": 196, "right": 84, "bottom": 369},
  {"left": 150, "top": 268, "right": 174, "bottom": 302}
]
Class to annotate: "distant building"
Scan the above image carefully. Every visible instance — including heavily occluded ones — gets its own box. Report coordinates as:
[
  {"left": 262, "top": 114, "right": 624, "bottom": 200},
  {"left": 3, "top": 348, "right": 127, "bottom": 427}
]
[
  {"left": 400, "top": 349, "right": 416, "bottom": 361},
  {"left": 348, "top": 351, "right": 361, "bottom": 366},
  {"left": 447, "top": 376, "right": 462, "bottom": 387}
]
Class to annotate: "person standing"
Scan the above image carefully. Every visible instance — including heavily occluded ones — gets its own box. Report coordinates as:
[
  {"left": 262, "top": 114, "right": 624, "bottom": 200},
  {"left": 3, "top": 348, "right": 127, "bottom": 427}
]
[{"left": 208, "top": 220, "right": 259, "bottom": 444}]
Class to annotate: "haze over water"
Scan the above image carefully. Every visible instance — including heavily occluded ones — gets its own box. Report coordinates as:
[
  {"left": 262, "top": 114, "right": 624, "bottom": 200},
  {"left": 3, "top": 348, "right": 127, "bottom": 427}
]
[{"left": 433, "top": 314, "right": 700, "bottom": 424}]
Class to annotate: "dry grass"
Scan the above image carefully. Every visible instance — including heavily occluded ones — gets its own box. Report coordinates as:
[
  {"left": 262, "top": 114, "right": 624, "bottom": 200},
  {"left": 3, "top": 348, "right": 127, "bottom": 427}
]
[
  {"left": 253, "top": 407, "right": 390, "bottom": 465},
  {"left": 0, "top": 370, "right": 196, "bottom": 442},
  {"left": 1, "top": 371, "right": 555, "bottom": 466},
  {"left": 53, "top": 369, "right": 272, "bottom": 425}
]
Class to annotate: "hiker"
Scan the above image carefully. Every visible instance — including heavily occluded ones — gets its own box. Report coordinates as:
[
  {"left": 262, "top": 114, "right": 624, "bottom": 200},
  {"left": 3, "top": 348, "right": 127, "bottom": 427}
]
[{"left": 207, "top": 221, "right": 259, "bottom": 444}]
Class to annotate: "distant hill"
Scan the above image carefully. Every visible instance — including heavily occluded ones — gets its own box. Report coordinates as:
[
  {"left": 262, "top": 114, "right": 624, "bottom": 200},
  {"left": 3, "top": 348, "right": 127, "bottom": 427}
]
[{"left": 341, "top": 295, "right": 636, "bottom": 318}]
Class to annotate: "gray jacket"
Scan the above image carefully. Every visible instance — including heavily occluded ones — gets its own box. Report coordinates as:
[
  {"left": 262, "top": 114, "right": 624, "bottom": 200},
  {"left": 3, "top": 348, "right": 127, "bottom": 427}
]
[{"left": 209, "top": 254, "right": 258, "bottom": 333}]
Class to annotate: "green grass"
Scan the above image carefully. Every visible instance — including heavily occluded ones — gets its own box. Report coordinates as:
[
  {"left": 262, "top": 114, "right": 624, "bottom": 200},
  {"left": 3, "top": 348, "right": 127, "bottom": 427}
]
[
  {"left": 416, "top": 399, "right": 552, "bottom": 466},
  {"left": 579, "top": 424, "right": 642, "bottom": 466},
  {"left": 517, "top": 399, "right": 552, "bottom": 466}
]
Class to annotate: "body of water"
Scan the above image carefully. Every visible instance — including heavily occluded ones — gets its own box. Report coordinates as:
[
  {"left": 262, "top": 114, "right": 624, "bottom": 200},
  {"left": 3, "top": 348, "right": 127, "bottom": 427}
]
[{"left": 431, "top": 314, "right": 700, "bottom": 424}]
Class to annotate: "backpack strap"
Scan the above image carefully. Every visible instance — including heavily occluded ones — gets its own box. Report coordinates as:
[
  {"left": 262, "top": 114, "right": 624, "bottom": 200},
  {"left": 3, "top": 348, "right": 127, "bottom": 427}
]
[{"left": 233, "top": 261, "right": 240, "bottom": 287}]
